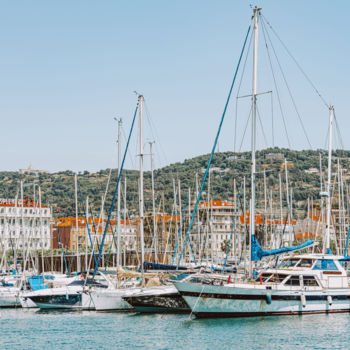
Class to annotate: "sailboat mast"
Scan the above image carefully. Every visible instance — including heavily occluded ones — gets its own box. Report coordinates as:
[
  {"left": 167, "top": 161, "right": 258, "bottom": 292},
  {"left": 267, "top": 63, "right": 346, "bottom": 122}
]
[
  {"left": 249, "top": 6, "right": 260, "bottom": 277},
  {"left": 39, "top": 186, "right": 45, "bottom": 275},
  {"left": 138, "top": 95, "right": 145, "bottom": 286},
  {"left": 149, "top": 141, "right": 157, "bottom": 263},
  {"left": 75, "top": 173, "right": 80, "bottom": 272},
  {"left": 85, "top": 196, "right": 89, "bottom": 271},
  {"left": 117, "top": 118, "right": 122, "bottom": 268},
  {"left": 325, "top": 105, "right": 334, "bottom": 252}
]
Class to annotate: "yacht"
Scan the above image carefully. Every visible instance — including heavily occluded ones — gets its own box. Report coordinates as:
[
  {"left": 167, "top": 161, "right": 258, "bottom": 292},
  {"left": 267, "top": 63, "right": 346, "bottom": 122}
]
[{"left": 175, "top": 254, "right": 350, "bottom": 318}]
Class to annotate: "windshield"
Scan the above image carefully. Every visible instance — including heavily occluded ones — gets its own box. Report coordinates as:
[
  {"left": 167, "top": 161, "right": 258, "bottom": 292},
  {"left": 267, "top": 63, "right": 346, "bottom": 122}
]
[
  {"left": 297, "top": 259, "right": 313, "bottom": 268},
  {"left": 278, "top": 259, "right": 299, "bottom": 268}
]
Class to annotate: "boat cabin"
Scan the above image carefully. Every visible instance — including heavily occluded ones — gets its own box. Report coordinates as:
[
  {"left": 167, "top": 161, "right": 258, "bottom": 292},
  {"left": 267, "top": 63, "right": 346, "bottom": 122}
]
[{"left": 260, "top": 254, "right": 348, "bottom": 289}]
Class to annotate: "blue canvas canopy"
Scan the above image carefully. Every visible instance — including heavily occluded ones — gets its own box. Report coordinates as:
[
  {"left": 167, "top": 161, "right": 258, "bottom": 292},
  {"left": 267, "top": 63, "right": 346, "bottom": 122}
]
[{"left": 251, "top": 236, "right": 314, "bottom": 261}]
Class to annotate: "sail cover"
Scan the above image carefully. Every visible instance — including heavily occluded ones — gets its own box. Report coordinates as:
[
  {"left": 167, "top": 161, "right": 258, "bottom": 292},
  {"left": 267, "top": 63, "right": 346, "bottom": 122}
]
[
  {"left": 143, "top": 261, "right": 188, "bottom": 271},
  {"left": 251, "top": 236, "right": 314, "bottom": 261}
]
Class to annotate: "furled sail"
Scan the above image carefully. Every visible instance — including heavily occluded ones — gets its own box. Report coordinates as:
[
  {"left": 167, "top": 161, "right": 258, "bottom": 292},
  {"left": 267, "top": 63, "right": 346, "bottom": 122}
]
[{"left": 251, "top": 236, "right": 314, "bottom": 261}]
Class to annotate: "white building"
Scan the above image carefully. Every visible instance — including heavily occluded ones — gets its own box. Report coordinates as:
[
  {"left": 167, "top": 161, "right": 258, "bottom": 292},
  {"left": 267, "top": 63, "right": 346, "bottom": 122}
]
[
  {"left": 189, "top": 200, "right": 236, "bottom": 259},
  {"left": 0, "top": 198, "right": 51, "bottom": 251}
]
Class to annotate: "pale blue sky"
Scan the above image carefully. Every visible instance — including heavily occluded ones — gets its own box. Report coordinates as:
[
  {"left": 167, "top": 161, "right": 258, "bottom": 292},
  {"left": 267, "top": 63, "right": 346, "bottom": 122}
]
[{"left": 0, "top": 1, "right": 348, "bottom": 172}]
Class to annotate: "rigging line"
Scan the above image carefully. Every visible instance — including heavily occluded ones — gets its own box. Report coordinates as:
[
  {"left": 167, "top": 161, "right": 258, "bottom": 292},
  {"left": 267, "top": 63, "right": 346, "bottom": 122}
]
[
  {"left": 52, "top": 208, "right": 69, "bottom": 274},
  {"left": 143, "top": 99, "right": 179, "bottom": 190},
  {"left": 223, "top": 187, "right": 242, "bottom": 269},
  {"left": 238, "top": 105, "right": 252, "bottom": 152},
  {"left": 77, "top": 179, "right": 97, "bottom": 266},
  {"left": 122, "top": 127, "right": 136, "bottom": 169},
  {"left": 261, "top": 17, "right": 312, "bottom": 150},
  {"left": 234, "top": 97, "right": 238, "bottom": 154},
  {"left": 333, "top": 111, "right": 344, "bottom": 150},
  {"left": 236, "top": 27, "right": 254, "bottom": 98},
  {"left": 234, "top": 28, "right": 254, "bottom": 153},
  {"left": 323, "top": 124, "right": 329, "bottom": 150},
  {"left": 260, "top": 16, "right": 291, "bottom": 148},
  {"left": 177, "top": 22, "right": 253, "bottom": 268},
  {"left": 271, "top": 91, "right": 274, "bottom": 147},
  {"left": 256, "top": 104, "right": 268, "bottom": 148},
  {"left": 92, "top": 104, "right": 138, "bottom": 280},
  {"left": 261, "top": 14, "right": 329, "bottom": 109},
  {"left": 144, "top": 99, "right": 169, "bottom": 167}
]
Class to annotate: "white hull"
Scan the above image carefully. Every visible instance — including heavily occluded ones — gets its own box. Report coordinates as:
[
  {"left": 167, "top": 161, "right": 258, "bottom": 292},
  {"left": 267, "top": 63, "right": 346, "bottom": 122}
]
[
  {"left": 25, "top": 286, "right": 95, "bottom": 310},
  {"left": 0, "top": 288, "right": 20, "bottom": 308},
  {"left": 90, "top": 288, "right": 141, "bottom": 311},
  {"left": 175, "top": 282, "right": 350, "bottom": 318},
  {"left": 124, "top": 285, "right": 189, "bottom": 313},
  {"left": 19, "top": 296, "right": 37, "bottom": 308}
]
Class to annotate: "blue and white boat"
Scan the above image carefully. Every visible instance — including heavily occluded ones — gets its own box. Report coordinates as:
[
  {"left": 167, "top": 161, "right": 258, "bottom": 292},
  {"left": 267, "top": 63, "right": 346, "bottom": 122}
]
[{"left": 175, "top": 254, "right": 350, "bottom": 318}]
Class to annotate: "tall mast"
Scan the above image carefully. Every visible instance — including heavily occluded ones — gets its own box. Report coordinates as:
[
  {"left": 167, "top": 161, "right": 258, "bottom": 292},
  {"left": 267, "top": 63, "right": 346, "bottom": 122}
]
[
  {"left": 249, "top": 6, "right": 260, "bottom": 277},
  {"left": 195, "top": 173, "right": 200, "bottom": 262},
  {"left": 285, "top": 158, "right": 291, "bottom": 244},
  {"left": 21, "top": 180, "right": 24, "bottom": 270},
  {"left": 123, "top": 176, "right": 127, "bottom": 266},
  {"left": 138, "top": 95, "right": 145, "bottom": 286},
  {"left": 75, "top": 173, "right": 80, "bottom": 272},
  {"left": 117, "top": 118, "right": 122, "bottom": 269},
  {"left": 149, "top": 141, "right": 157, "bottom": 263},
  {"left": 85, "top": 196, "right": 89, "bottom": 271},
  {"left": 39, "top": 187, "right": 45, "bottom": 275},
  {"left": 325, "top": 105, "right": 334, "bottom": 252}
]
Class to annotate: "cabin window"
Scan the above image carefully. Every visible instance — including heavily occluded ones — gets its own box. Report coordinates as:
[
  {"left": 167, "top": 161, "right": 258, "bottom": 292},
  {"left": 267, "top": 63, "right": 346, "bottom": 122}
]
[
  {"left": 278, "top": 259, "right": 299, "bottom": 268},
  {"left": 268, "top": 274, "right": 286, "bottom": 283},
  {"left": 313, "top": 260, "right": 338, "bottom": 271},
  {"left": 260, "top": 273, "right": 273, "bottom": 282},
  {"left": 303, "top": 275, "right": 319, "bottom": 287},
  {"left": 284, "top": 275, "right": 300, "bottom": 286},
  {"left": 297, "top": 259, "right": 313, "bottom": 268}
]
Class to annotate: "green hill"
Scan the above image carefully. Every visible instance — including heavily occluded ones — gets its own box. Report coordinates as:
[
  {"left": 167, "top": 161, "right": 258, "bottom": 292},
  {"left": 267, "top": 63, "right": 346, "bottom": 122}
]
[{"left": 1, "top": 148, "right": 348, "bottom": 219}]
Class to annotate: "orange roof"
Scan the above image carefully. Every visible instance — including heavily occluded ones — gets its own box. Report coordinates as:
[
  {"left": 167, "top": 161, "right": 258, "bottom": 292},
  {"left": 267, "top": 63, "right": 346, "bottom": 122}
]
[
  {"left": 0, "top": 198, "right": 47, "bottom": 208},
  {"left": 56, "top": 217, "right": 136, "bottom": 227},
  {"left": 196, "top": 200, "right": 234, "bottom": 209},
  {"left": 239, "top": 213, "right": 296, "bottom": 225},
  {"left": 295, "top": 232, "right": 319, "bottom": 239}
]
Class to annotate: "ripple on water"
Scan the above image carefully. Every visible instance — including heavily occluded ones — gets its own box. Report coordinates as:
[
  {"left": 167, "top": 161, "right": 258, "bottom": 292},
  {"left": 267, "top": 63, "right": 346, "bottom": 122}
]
[{"left": 0, "top": 309, "right": 349, "bottom": 350}]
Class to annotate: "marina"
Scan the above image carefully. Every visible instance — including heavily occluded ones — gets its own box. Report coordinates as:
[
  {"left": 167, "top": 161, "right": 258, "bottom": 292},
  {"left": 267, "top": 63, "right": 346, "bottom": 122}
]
[{"left": 0, "top": 1, "right": 350, "bottom": 349}]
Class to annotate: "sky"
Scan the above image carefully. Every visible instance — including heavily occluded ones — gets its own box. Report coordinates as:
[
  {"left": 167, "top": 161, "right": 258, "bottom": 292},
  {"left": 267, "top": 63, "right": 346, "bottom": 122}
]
[{"left": 0, "top": 0, "right": 349, "bottom": 173}]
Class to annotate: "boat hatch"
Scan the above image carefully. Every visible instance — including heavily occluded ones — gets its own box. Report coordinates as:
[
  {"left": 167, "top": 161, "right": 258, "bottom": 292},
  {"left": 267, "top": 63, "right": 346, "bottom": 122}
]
[{"left": 313, "top": 260, "right": 338, "bottom": 271}]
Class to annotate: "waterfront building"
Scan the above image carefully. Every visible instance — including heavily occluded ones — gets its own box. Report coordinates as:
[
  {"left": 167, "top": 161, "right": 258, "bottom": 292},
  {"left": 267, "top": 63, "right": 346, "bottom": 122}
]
[
  {"left": 0, "top": 198, "right": 51, "bottom": 251},
  {"left": 53, "top": 217, "right": 137, "bottom": 252},
  {"left": 189, "top": 200, "right": 236, "bottom": 259}
]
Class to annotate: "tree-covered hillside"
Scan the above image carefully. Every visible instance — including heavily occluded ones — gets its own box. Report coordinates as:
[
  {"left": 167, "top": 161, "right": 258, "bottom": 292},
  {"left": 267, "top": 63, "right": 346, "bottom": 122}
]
[{"left": 1, "top": 148, "right": 349, "bottom": 219}]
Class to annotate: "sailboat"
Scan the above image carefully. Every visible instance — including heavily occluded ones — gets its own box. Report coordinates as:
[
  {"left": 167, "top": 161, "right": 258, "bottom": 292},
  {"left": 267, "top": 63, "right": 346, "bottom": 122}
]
[
  {"left": 89, "top": 94, "right": 147, "bottom": 311},
  {"left": 174, "top": 7, "right": 350, "bottom": 318}
]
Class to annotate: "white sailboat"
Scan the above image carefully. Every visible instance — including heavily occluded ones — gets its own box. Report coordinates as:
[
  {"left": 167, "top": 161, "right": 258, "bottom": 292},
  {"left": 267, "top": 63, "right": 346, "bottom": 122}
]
[
  {"left": 90, "top": 94, "right": 146, "bottom": 311},
  {"left": 174, "top": 7, "right": 350, "bottom": 318}
]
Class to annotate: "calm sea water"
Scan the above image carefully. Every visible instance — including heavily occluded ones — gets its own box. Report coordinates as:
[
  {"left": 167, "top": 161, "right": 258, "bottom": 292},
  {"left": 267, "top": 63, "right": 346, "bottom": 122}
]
[{"left": 0, "top": 309, "right": 348, "bottom": 349}]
